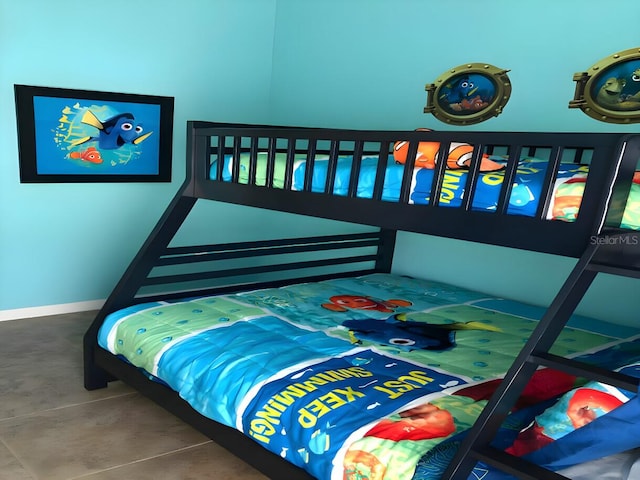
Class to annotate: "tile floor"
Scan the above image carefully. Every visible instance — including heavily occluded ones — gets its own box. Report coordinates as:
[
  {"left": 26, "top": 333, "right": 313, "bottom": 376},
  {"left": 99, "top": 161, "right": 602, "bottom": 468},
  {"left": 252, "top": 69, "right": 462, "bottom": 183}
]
[{"left": 0, "top": 311, "right": 269, "bottom": 480}]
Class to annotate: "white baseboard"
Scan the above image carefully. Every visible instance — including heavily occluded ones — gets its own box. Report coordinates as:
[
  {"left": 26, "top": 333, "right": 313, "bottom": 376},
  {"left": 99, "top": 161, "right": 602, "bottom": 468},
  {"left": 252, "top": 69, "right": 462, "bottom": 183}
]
[{"left": 0, "top": 300, "right": 105, "bottom": 322}]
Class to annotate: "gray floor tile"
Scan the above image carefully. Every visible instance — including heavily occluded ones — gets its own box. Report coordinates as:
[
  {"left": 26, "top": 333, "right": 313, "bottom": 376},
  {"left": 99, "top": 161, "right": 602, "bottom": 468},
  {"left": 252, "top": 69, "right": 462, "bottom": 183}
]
[
  {"left": 0, "top": 393, "right": 209, "bottom": 480},
  {"left": 77, "top": 442, "right": 268, "bottom": 480},
  {"left": 0, "top": 311, "right": 96, "bottom": 356},
  {"left": 0, "top": 355, "right": 133, "bottom": 420},
  {"left": 0, "top": 439, "right": 35, "bottom": 479},
  {"left": 0, "top": 312, "right": 275, "bottom": 479},
  {"left": 0, "top": 314, "right": 133, "bottom": 420}
]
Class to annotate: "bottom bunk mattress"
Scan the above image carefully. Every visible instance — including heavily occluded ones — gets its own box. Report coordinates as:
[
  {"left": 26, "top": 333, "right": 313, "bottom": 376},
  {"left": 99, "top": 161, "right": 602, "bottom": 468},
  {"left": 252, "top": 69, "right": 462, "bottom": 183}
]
[{"left": 97, "top": 273, "right": 640, "bottom": 479}]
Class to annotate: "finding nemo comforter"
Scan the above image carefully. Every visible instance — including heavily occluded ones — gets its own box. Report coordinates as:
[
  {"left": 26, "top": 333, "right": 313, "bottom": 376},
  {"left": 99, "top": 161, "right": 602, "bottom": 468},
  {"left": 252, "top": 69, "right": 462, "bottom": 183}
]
[
  {"left": 214, "top": 154, "right": 640, "bottom": 229},
  {"left": 98, "top": 273, "right": 640, "bottom": 480}
]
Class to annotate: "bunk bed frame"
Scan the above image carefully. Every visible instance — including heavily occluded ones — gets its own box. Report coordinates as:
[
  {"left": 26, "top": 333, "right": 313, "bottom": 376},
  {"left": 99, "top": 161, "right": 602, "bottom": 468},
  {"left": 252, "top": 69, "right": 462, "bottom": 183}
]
[{"left": 84, "top": 122, "right": 640, "bottom": 479}]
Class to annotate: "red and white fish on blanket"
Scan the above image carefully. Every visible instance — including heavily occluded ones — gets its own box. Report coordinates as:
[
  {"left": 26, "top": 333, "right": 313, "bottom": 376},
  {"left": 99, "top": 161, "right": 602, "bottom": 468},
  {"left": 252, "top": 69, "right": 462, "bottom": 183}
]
[{"left": 393, "top": 128, "right": 505, "bottom": 172}]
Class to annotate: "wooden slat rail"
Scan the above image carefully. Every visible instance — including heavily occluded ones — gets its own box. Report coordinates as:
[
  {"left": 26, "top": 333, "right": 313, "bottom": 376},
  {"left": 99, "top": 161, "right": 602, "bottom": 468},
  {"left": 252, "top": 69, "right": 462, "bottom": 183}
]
[{"left": 191, "top": 124, "right": 633, "bottom": 258}]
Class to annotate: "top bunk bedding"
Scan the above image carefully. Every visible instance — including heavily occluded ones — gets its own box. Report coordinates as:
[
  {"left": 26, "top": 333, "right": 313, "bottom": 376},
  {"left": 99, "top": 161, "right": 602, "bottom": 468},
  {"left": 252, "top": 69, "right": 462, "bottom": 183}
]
[
  {"left": 213, "top": 151, "right": 640, "bottom": 230},
  {"left": 190, "top": 123, "right": 640, "bottom": 257}
]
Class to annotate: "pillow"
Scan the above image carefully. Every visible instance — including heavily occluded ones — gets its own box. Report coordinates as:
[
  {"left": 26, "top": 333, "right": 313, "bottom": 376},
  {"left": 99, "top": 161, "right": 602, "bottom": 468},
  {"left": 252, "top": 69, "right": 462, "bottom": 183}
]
[{"left": 507, "top": 363, "right": 638, "bottom": 457}]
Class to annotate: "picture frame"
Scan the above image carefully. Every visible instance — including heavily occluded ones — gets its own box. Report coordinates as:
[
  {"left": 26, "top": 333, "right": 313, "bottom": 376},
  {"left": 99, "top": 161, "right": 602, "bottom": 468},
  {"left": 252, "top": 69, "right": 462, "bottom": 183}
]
[
  {"left": 14, "top": 85, "right": 174, "bottom": 183},
  {"left": 424, "top": 63, "right": 512, "bottom": 126},
  {"left": 569, "top": 47, "right": 640, "bottom": 124}
]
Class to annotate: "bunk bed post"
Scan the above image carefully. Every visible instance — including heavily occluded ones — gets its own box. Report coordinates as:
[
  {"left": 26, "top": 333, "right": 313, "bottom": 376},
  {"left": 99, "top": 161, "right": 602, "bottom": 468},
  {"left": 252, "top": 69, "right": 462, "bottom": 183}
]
[{"left": 375, "top": 228, "right": 397, "bottom": 273}]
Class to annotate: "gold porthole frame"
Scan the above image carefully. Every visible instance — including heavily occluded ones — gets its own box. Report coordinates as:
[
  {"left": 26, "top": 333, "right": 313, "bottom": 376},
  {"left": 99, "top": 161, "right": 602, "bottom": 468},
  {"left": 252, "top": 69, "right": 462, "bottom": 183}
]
[
  {"left": 424, "top": 63, "right": 512, "bottom": 126},
  {"left": 569, "top": 47, "right": 640, "bottom": 124}
]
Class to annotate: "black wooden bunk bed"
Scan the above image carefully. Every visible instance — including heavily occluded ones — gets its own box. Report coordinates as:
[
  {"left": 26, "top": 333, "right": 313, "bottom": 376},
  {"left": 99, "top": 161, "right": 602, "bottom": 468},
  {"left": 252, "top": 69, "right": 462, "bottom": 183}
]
[{"left": 84, "top": 122, "right": 640, "bottom": 480}]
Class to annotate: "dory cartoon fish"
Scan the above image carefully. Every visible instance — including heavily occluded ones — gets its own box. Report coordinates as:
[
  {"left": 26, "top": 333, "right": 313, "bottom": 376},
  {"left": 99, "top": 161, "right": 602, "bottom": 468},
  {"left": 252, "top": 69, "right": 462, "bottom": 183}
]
[
  {"left": 72, "top": 110, "right": 153, "bottom": 149},
  {"left": 69, "top": 146, "right": 103, "bottom": 164},
  {"left": 440, "top": 75, "right": 478, "bottom": 104},
  {"left": 343, "top": 314, "right": 501, "bottom": 351},
  {"left": 321, "top": 295, "right": 412, "bottom": 313}
]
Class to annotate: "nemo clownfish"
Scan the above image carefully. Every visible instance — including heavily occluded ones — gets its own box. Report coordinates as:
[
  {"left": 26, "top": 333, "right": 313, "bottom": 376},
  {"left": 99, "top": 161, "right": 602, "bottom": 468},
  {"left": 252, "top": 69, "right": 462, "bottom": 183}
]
[
  {"left": 393, "top": 128, "right": 504, "bottom": 172},
  {"left": 69, "top": 146, "right": 103, "bottom": 164},
  {"left": 321, "top": 294, "right": 412, "bottom": 313}
]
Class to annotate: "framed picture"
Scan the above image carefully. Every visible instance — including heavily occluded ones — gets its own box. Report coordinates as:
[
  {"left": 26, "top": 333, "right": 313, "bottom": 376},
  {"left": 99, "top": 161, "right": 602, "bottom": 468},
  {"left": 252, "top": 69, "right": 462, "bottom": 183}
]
[
  {"left": 424, "top": 63, "right": 512, "bottom": 126},
  {"left": 15, "top": 85, "right": 174, "bottom": 183},
  {"left": 569, "top": 47, "right": 640, "bottom": 124}
]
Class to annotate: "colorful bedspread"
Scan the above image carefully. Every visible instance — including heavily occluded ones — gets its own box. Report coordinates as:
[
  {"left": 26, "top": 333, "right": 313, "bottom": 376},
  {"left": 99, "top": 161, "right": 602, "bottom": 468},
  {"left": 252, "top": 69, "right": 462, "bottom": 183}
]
[
  {"left": 98, "top": 274, "right": 639, "bottom": 479},
  {"left": 214, "top": 154, "right": 640, "bottom": 229}
]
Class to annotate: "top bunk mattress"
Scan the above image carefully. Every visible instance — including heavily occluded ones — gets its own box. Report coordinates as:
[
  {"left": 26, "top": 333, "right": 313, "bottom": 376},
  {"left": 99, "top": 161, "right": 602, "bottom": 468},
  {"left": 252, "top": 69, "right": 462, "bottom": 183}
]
[
  {"left": 96, "top": 273, "right": 640, "bottom": 480},
  {"left": 212, "top": 153, "right": 640, "bottom": 230}
]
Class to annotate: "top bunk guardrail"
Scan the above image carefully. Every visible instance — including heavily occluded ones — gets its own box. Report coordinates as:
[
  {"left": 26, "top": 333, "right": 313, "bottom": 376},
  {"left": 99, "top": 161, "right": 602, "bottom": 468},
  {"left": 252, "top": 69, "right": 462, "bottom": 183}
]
[{"left": 184, "top": 121, "right": 640, "bottom": 258}]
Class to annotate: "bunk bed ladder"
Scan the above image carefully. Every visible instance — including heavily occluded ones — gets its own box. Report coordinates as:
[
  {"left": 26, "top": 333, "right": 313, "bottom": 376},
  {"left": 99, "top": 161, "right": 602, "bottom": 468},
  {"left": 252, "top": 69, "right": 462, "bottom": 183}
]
[{"left": 443, "top": 231, "right": 640, "bottom": 480}]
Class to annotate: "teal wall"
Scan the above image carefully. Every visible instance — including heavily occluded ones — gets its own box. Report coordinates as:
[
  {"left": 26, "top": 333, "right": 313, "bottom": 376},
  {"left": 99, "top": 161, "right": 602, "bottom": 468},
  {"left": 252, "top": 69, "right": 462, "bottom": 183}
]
[
  {"left": 2, "top": 0, "right": 639, "bottom": 325},
  {"left": 0, "top": 0, "right": 278, "bottom": 311},
  {"left": 270, "top": 0, "right": 640, "bottom": 133}
]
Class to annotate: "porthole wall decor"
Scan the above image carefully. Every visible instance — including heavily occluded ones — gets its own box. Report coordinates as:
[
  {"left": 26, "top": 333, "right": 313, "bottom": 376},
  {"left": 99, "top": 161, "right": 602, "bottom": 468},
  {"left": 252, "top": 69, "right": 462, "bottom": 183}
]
[
  {"left": 424, "top": 63, "right": 511, "bottom": 126},
  {"left": 569, "top": 47, "right": 640, "bottom": 124}
]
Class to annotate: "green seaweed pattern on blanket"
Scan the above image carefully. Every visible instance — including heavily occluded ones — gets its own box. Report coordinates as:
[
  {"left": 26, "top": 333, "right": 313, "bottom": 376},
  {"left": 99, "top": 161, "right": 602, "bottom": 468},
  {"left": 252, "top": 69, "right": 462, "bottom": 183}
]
[{"left": 109, "top": 297, "right": 267, "bottom": 376}]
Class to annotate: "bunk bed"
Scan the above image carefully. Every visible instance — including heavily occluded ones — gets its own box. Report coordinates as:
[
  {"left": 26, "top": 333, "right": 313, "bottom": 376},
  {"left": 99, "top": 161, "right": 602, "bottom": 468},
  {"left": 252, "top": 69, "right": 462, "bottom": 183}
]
[{"left": 84, "top": 123, "right": 640, "bottom": 480}]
